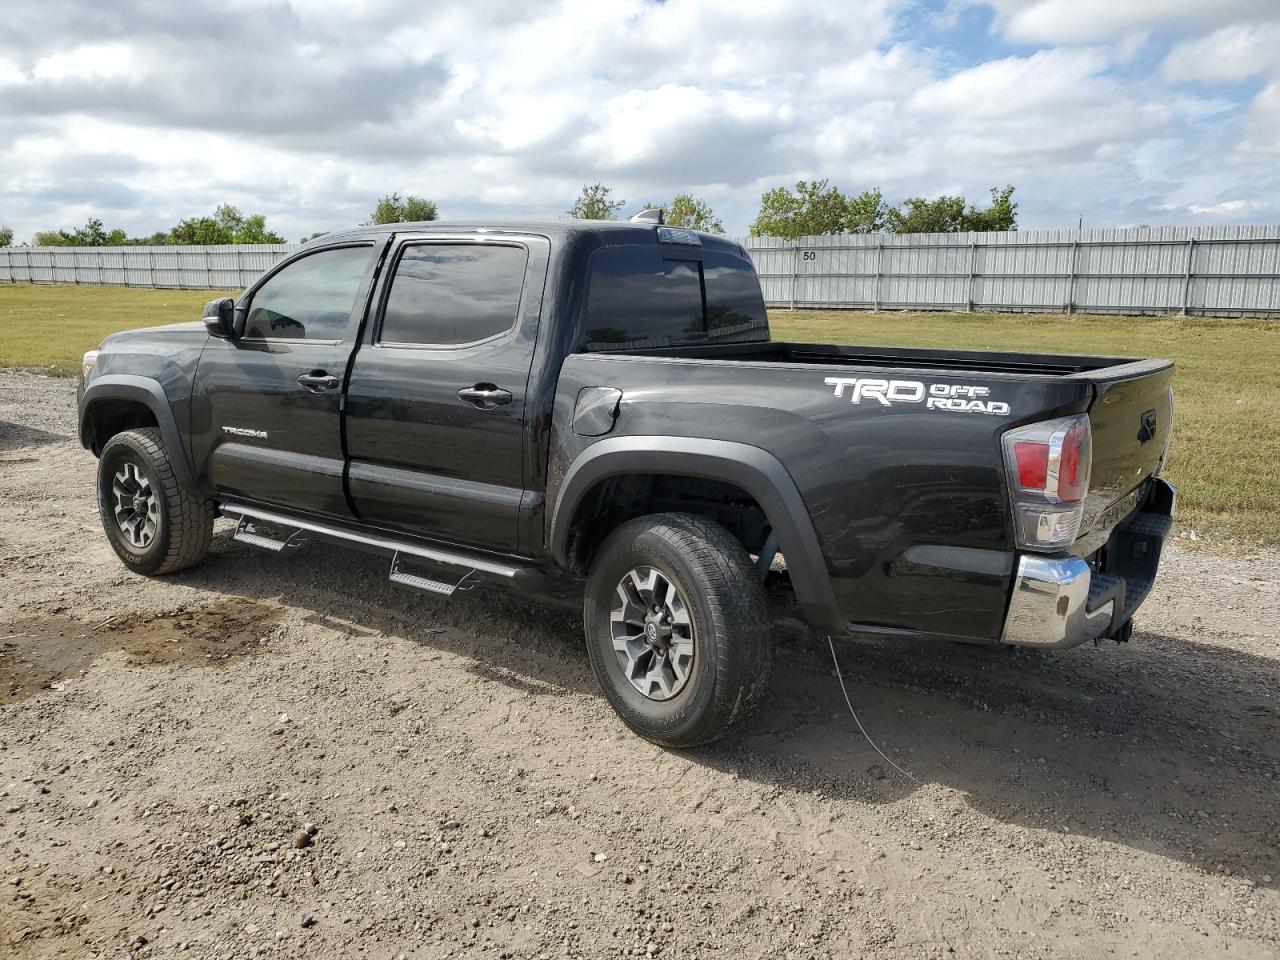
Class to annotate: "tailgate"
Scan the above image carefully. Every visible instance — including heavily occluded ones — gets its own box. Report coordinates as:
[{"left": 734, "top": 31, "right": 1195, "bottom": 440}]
[{"left": 1075, "top": 359, "right": 1174, "bottom": 535}]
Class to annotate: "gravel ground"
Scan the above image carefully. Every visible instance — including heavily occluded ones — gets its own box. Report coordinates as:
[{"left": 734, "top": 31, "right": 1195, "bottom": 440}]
[{"left": 1, "top": 370, "right": 1277, "bottom": 960}]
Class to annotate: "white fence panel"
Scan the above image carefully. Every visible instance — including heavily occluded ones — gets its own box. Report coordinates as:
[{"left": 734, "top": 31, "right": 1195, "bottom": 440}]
[
  {"left": 3, "top": 227, "right": 1280, "bottom": 316},
  {"left": 0, "top": 244, "right": 297, "bottom": 290},
  {"left": 738, "top": 225, "right": 1280, "bottom": 317}
]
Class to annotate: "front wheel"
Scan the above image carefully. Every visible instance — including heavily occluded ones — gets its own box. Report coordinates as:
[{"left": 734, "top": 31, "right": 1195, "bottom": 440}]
[
  {"left": 583, "top": 513, "right": 772, "bottom": 747},
  {"left": 97, "top": 428, "right": 214, "bottom": 576}
]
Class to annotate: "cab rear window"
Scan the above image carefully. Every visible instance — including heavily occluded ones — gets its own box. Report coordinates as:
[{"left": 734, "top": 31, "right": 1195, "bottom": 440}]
[{"left": 580, "top": 245, "right": 767, "bottom": 351}]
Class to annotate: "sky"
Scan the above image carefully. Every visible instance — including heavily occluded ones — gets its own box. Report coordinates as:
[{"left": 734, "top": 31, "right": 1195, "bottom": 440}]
[{"left": 2, "top": 0, "right": 1279, "bottom": 242}]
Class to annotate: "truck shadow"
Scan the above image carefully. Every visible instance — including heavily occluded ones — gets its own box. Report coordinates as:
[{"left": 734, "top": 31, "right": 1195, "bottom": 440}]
[
  {"left": 725, "top": 622, "right": 1280, "bottom": 888},
  {"left": 0, "top": 420, "right": 70, "bottom": 452},
  {"left": 177, "top": 528, "right": 1280, "bottom": 888}
]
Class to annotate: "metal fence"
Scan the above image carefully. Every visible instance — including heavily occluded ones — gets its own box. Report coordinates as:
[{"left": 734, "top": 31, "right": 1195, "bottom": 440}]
[
  {"left": 739, "top": 225, "right": 1280, "bottom": 317},
  {"left": 3, "top": 225, "right": 1280, "bottom": 316},
  {"left": 0, "top": 244, "right": 294, "bottom": 290}
]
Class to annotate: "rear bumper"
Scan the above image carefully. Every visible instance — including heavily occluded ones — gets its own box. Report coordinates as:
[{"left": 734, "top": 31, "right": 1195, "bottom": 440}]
[{"left": 1001, "top": 478, "right": 1175, "bottom": 649}]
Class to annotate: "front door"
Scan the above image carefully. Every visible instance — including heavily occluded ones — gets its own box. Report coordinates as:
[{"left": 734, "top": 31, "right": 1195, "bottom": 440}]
[
  {"left": 343, "top": 234, "right": 548, "bottom": 553},
  {"left": 190, "top": 242, "right": 381, "bottom": 517}
]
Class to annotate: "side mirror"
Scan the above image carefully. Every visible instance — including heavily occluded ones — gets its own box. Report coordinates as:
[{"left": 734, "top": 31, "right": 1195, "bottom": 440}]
[{"left": 203, "top": 297, "right": 237, "bottom": 339}]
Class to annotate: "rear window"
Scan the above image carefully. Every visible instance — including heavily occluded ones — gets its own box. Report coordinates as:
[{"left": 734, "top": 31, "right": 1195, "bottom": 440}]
[
  {"left": 701, "top": 250, "right": 769, "bottom": 341},
  {"left": 580, "top": 245, "right": 767, "bottom": 351},
  {"left": 380, "top": 243, "right": 527, "bottom": 346}
]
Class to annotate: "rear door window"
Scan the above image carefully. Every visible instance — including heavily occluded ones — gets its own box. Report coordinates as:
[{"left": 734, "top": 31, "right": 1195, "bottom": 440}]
[
  {"left": 580, "top": 244, "right": 767, "bottom": 350},
  {"left": 379, "top": 243, "right": 527, "bottom": 346},
  {"left": 581, "top": 247, "right": 705, "bottom": 350}
]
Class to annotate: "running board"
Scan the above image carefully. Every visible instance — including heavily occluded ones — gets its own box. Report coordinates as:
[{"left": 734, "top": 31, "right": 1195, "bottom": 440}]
[
  {"left": 233, "top": 516, "right": 308, "bottom": 553},
  {"left": 219, "top": 501, "right": 543, "bottom": 590}
]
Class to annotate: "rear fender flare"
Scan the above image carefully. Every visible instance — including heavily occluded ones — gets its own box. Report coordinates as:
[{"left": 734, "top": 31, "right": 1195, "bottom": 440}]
[
  {"left": 79, "top": 375, "right": 199, "bottom": 491},
  {"left": 548, "top": 436, "right": 843, "bottom": 632}
]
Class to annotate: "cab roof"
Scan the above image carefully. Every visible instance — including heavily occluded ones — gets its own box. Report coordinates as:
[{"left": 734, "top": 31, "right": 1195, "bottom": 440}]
[{"left": 307, "top": 219, "right": 746, "bottom": 255}]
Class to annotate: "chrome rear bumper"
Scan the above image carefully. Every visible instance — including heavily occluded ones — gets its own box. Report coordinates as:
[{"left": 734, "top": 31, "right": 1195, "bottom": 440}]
[
  {"left": 1001, "top": 554, "right": 1115, "bottom": 648},
  {"left": 1001, "top": 479, "right": 1174, "bottom": 649}
]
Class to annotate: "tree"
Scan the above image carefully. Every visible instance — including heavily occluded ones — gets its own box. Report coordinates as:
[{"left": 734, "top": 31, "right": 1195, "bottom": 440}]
[
  {"left": 843, "top": 187, "right": 889, "bottom": 233},
  {"left": 964, "top": 185, "right": 1018, "bottom": 232},
  {"left": 167, "top": 204, "right": 285, "bottom": 244},
  {"left": 31, "top": 206, "right": 285, "bottom": 246},
  {"left": 369, "top": 193, "right": 439, "bottom": 224},
  {"left": 569, "top": 183, "right": 624, "bottom": 220},
  {"left": 888, "top": 185, "right": 1017, "bottom": 233},
  {"left": 749, "top": 180, "right": 886, "bottom": 239},
  {"left": 663, "top": 194, "right": 724, "bottom": 233},
  {"left": 34, "top": 217, "right": 129, "bottom": 246},
  {"left": 0, "top": 226, "right": 12, "bottom": 246}
]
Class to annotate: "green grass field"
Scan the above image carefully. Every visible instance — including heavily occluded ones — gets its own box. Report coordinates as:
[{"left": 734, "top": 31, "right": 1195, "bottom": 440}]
[
  {"left": 1, "top": 284, "right": 1276, "bottom": 547},
  {"left": 0, "top": 285, "right": 237, "bottom": 376}
]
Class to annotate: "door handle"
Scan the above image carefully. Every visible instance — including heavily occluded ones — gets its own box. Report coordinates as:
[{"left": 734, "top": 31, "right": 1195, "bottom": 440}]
[
  {"left": 297, "top": 371, "right": 340, "bottom": 392},
  {"left": 457, "top": 384, "right": 513, "bottom": 408}
]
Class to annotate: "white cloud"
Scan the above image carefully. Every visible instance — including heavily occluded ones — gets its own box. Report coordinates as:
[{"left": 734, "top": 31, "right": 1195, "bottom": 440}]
[
  {"left": 1231, "top": 81, "right": 1280, "bottom": 163},
  {"left": 1162, "top": 22, "right": 1280, "bottom": 83},
  {"left": 903, "top": 48, "right": 1174, "bottom": 171},
  {"left": 32, "top": 42, "right": 139, "bottom": 83},
  {"left": 0, "top": 0, "right": 1279, "bottom": 241},
  {"left": 0, "top": 56, "right": 23, "bottom": 88},
  {"left": 980, "top": 0, "right": 1280, "bottom": 44}
]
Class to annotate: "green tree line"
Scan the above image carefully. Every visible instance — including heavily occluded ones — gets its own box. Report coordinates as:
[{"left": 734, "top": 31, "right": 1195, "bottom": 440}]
[
  {"left": 7, "top": 193, "right": 443, "bottom": 248},
  {"left": 18, "top": 205, "right": 287, "bottom": 247},
  {"left": 566, "top": 181, "right": 1018, "bottom": 236},
  {"left": 747, "top": 180, "right": 1016, "bottom": 237}
]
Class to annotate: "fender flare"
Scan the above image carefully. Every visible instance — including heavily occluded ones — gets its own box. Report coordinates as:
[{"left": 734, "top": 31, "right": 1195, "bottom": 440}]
[
  {"left": 548, "top": 436, "right": 843, "bottom": 632},
  {"left": 79, "top": 374, "right": 199, "bottom": 491}
]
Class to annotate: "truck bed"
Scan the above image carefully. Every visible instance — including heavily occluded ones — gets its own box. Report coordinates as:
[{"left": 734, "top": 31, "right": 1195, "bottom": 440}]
[
  {"left": 583, "top": 340, "right": 1173, "bottom": 527},
  {"left": 595, "top": 339, "right": 1169, "bottom": 380},
  {"left": 556, "top": 338, "right": 1173, "bottom": 642}
]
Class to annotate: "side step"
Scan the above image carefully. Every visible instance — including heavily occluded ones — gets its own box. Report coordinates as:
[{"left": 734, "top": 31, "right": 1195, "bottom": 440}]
[
  {"left": 233, "top": 516, "right": 308, "bottom": 553},
  {"left": 389, "top": 552, "right": 480, "bottom": 598},
  {"left": 220, "top": 501, "right": 543, "bottom": 595}
]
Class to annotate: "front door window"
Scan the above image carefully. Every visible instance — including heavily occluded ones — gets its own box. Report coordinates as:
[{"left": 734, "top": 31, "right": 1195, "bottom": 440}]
[{"left": 244, "top": 247, "right": 372, "bottom": 341}]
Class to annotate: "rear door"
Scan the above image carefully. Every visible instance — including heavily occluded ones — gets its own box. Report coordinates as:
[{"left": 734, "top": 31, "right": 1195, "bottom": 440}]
[
  {"left": 190, "top": 242, "right": 380, "bottom": 517},
  {"left": 343, "top": 233, "right": 549, "bottom": 552}
]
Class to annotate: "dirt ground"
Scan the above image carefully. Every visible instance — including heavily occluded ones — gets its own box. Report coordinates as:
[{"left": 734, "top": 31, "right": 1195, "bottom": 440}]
[{"left": 1, "top": 370, "right": 1277, "bottom": 960}]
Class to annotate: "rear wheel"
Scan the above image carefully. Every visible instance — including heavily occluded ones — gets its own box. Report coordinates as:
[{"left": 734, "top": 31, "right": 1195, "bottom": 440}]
[
  {"left": 97, "top": 428, "right": 214, "bottom": 575},
  {"left": 583, "top": 513, "right": 772, "bottom": 747}
]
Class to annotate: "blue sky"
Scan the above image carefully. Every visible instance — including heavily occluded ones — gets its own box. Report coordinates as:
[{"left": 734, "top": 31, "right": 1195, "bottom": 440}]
[{"left": 1, "top": 0, "right": 1279, "bottom": 241}]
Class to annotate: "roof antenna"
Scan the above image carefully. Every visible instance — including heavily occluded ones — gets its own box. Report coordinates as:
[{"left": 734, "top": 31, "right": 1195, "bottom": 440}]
[{"left": 631, "top": 208, "right": 665, "bottom": 225}]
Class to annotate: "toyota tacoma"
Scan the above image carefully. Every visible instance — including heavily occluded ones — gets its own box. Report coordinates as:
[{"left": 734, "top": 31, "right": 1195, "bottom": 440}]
[{"left": 78, "top": 218, "right": 1175, "bottom": 746}]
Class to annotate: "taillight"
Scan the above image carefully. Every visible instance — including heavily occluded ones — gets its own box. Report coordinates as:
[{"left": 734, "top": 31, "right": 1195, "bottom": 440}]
[
  {"left": 1001, "top": 414, "right": 1092, "bottom": 551},
  {"left": 1013, "top": 441, "right": 1048, "bottom": 489}
]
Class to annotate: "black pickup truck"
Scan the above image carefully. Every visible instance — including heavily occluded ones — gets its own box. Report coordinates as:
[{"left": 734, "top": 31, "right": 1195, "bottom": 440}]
[{"left": 78, "top": 219, "right": 1175, "bottom": 746}]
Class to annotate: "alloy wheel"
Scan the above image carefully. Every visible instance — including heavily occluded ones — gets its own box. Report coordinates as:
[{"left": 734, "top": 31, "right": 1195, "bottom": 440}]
[
  {"left": 111, "top": 461, "right": 159, "bottom": 549},
  {"left": 610, "top": 565, "right": 696, "bottom": 701}
]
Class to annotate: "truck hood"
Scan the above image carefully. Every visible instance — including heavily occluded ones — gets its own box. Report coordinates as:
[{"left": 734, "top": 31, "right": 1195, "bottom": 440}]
[{"left": 100, "top": 321, "right": 208, "bottom": 350}]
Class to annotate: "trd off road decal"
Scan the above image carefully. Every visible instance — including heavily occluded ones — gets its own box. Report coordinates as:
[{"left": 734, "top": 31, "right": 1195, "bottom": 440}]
[{"left": 823, "top": 377, "right": 1010, "bottom": 416}]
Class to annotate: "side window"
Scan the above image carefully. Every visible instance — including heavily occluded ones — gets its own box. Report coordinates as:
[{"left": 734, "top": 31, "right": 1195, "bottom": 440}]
[
  {"left": 379, "top": 244, "right": 527, "bottom": 346},
  {"left": 581, "top": 246, "right": 705, "bottom": 350},
  {"left": 244, "top": 246, "right": 372, "bottom": 341}
]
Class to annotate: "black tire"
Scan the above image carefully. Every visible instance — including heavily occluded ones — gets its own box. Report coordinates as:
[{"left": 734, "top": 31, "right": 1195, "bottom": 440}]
[
  {"left": 97, "top": 427, "right": 214, "bottom": 576},
  {"left": 583, "top": 512, "right": 772, "bottom": 747}
]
